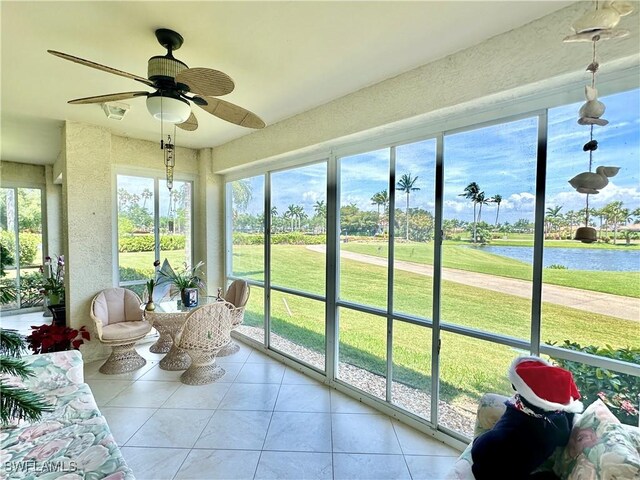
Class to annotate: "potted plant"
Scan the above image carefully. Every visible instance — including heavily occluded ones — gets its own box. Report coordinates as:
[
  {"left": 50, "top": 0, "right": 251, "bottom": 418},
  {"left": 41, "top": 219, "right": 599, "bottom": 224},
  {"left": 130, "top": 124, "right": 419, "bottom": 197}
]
[
  {"left": 40, "top": 255, "right": 65, "bottom": 326},
  {"left": 26, "top": 324, "right": 90, "bottom": 354},
  {"left": 157, "top": 259, "right": 206, "bottom": 307}
]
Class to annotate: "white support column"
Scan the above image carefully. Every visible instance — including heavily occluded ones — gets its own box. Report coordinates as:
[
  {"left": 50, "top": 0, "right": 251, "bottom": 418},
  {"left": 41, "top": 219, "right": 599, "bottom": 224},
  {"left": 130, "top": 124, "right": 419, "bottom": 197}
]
[{"left": 62, "top": 122, "right": 113, "bottom": 361}]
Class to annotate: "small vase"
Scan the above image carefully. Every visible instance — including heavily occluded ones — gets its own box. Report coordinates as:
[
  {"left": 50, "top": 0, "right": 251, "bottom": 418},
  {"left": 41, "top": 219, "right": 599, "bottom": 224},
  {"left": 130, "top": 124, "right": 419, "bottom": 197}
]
[
  {"left": 181, "top": 288, "right": 199, "bottom": 308},
  {"left": 145, "top": 300, "right": 156, "bottom": 311},
  {"left": 48, "top": 304, "right": 66, "bottom": 327}
]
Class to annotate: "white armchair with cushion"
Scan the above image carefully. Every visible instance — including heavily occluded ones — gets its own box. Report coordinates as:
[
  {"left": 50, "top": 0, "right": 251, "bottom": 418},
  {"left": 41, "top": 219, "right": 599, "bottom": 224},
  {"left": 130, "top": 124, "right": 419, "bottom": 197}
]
[
  {"left": 90, "top": 287, "right": 153, "bottom": 374},
  {"left": 218, "top": 279, "right": 250, "bottom": 357}
]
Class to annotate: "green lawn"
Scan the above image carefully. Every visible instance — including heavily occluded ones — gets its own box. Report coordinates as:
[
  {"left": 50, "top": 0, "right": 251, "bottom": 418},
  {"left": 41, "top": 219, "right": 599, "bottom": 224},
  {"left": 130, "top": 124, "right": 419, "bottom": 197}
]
[
  {"left": 234, "top": 244, "right": 639, "bottom": 412},
  {"left": 119, "top": 250, "right": 188, "bottom": 272},
  {"left": 341, "top": 242, "right": 640, "bottom": 298}
]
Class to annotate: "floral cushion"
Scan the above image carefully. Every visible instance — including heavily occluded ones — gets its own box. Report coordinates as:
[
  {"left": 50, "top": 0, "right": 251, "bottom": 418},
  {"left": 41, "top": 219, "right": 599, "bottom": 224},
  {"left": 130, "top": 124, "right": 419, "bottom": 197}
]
[
  {"left": 554, "top": 399, "right": 640, "bottom": 479},
  {"left": 0, "top": 351, "right": 133, "bottom": 479},
  {"left": 10, "top": 351, "right": 85, "bottom": 394}
]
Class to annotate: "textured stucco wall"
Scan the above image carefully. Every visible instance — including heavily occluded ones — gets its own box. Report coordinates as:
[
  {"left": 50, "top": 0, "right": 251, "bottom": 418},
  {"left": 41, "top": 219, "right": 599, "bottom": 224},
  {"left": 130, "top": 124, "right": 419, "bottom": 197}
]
[
  {"left": 63, "top": 122, "right": 113, "bottom": 361},
  {"left": 111, "top": 135, "right": 199, "bottom": 174},
  {"left": 195, "top": 148, "right": 225, "bottom": 292},
  {"left": 210, "top": 2, "right": 639, "bottom": 173},
  {"left": 0, "top": 161, "right": 45, "bottom": 185},
  {"left": 45, "top": 165, "right": 62, "bottom": 256}
]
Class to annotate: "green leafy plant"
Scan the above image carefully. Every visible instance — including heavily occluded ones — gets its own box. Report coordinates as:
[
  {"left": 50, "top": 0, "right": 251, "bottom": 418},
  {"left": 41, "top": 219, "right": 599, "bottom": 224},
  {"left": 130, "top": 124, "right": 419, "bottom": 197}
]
[
  {"left": 118, "top": 234, "right": 186, "bottom": 253},
  {"left": 0, "top": 231, "right": 40, "bottom": 266},
  {"left": 0, "top": 243, "right": 16, "bottom": 304},
  {"left": 548, "top": 340, "right": 639, "bottom": 425},
  {"left": 0, "top": 328, "right": 52, "bottom": 425},
  {"left": 26, "top": 324, "right": 90, "bottom": 354},
  {"left": 40, "top": 254, "right": 65, "bottom": 304},
  {"left": 157, "top": 259, "right": 206, "bottom": 291}
]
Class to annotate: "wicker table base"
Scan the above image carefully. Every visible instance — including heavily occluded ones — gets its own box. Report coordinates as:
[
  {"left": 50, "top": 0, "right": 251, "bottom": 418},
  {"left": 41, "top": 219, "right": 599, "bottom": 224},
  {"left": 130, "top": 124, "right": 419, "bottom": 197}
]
[
  {"left": 149, "top": 323, "right": 173, "bottom": 354},
  {"left": 145, "top": 310, "right": 192, "bottom": 371},
  {"left": 160, "top": 344, "right": 191, "bottom": 371}
]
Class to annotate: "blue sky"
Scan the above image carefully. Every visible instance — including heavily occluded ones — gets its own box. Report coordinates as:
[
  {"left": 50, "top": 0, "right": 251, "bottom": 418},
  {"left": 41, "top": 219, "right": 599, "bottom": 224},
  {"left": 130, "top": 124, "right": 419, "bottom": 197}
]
[{"left": 239, "top": 88, "right": 640, "bottom": 225}]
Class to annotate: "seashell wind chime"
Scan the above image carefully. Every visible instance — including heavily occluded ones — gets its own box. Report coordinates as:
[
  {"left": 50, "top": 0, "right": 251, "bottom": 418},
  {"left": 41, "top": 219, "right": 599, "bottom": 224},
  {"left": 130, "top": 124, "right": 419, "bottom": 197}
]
[{"left": 564, "top": 1, "right": 633, "bottom": 243}]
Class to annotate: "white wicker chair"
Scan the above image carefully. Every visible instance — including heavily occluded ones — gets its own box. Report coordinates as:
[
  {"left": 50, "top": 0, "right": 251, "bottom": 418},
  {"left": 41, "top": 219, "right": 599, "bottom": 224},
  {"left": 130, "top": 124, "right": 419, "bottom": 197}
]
[
  {"left": 217, "top": 280, "right": 250, "bottom": 357},
  {"left": 175, "top": 302, "right": 233, "bottom": 385},
  {"left": 90, "top": 288, "right": 152, "bottom": 374}
]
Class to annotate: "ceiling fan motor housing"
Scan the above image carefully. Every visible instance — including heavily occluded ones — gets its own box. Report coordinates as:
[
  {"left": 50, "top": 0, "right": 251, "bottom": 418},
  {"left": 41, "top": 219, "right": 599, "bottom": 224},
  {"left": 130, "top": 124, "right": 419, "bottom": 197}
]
[{"left": 148, "top": 55, "right": 188, "bottom": 86}]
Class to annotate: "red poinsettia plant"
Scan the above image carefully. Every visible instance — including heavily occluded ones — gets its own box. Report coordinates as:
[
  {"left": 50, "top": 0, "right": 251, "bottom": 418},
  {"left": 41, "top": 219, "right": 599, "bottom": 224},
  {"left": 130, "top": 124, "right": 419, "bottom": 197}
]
[{"left": 26, "top": 324, "right": 90, "bottom": 354}]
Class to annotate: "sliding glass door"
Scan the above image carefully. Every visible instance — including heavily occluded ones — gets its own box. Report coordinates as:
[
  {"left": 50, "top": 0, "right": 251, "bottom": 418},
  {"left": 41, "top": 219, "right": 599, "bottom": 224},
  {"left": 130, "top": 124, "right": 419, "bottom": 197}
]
[{"left": 0, "top": 187, "right": 44, "bottom": 310}]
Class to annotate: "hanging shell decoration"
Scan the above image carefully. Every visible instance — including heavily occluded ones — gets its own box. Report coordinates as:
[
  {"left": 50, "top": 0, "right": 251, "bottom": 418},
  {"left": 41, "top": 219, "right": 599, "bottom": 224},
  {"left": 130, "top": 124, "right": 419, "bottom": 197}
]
[
  {"left": 578, "top": 85, "right": 608, "bottom": 125},
  {"left": 568, "top": 166, "right": 620, "bottom": 194},
  {"left": 563, "top": 1, "right": 634, "bottom": 42},
  {"left": 562, "top": 1, "right": 633, "bottom": 242}
]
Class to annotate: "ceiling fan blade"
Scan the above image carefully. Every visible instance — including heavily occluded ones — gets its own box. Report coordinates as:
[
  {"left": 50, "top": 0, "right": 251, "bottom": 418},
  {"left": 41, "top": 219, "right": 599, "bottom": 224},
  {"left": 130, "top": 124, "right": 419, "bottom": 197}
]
[
  {"left": 177, "top": 112, "right": 198, "bottom": 131},
  {"left": 176, "top": 68, "right": 235, "bottom": 97},
  {"left": 48, "top": 50, "right": 154, "bottom": 87},
  {"left": 68, "top": 91, "right": 149, "bottom": 104},
  {"left": 197, "top": 97, "right": 265, "bottom": 129}
]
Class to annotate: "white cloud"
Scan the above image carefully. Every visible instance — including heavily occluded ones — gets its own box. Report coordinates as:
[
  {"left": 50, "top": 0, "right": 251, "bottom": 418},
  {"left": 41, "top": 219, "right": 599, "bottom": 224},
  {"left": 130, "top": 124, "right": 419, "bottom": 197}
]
[
  {"left": 503, "top": 192, "right": 536, "bottom": 212},
  {"left": 444, "top": 199, "right": 468, "bottom": 214},
  {"left": 302, "top": 190, "right": 323, "bottom": 204}
]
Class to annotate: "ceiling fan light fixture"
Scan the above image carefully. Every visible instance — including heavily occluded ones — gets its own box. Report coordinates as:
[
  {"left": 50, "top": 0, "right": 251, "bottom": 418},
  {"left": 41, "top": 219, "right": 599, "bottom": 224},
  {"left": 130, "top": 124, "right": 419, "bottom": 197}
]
[{"left": 146, "top": 93, "right": 191, "bottom": 124}]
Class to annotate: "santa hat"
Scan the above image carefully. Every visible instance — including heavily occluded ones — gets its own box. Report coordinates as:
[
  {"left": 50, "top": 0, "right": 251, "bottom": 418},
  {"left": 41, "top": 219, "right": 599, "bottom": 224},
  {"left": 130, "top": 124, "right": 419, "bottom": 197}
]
[{"left": 508, "top": 356, "right": 583, "bottom": 413}]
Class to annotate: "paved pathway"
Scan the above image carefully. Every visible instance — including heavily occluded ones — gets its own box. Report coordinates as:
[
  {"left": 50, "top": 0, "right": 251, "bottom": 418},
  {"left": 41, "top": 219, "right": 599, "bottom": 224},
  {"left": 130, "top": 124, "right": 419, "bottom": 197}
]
[{"left": 306, "top": 245, "right": 640, "bottom": 322}]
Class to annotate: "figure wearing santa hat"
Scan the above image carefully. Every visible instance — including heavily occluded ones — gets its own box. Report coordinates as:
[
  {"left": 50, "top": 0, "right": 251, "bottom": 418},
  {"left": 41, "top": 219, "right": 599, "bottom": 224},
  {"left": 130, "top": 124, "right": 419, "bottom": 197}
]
[{"left": 471, "top": 356, "right": 583, "bottom": 479}]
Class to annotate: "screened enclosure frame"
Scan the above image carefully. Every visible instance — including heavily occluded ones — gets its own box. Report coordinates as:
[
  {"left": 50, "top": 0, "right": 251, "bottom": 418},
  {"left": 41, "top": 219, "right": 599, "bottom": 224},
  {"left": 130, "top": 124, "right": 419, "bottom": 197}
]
[{"left": 225, "top": 85, "right": 640, "bottom": 443}]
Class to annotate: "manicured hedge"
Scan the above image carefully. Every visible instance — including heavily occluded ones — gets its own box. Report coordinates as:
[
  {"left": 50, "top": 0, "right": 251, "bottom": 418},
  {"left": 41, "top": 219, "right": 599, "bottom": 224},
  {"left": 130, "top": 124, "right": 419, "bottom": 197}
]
[
  {"left": 118, "top": 234, "right": 186, "bottom": 253},
  {"left": 233, "top": 232, "right": 326, "bottom": 245},
  {"left": 0, "top": 231, "right": 40, "bottom": 265}
]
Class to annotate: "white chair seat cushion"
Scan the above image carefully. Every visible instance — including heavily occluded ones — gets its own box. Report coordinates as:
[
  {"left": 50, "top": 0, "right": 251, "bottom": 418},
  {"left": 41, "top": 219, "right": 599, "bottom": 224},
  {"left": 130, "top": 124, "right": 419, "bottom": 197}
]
[{"left": 101, "top": 321, "right": 152, "bottom": 341}]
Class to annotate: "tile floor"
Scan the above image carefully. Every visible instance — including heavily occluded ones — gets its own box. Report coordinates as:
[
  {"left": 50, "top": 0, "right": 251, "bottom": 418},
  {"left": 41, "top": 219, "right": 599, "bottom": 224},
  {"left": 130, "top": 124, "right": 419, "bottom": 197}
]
[{"left": 3, "top": 311, "right": 461, "bottom": 480}]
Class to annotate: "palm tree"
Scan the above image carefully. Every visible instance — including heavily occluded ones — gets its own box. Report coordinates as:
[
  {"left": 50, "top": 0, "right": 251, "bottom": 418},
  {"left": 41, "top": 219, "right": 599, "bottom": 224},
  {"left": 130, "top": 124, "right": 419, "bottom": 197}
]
[
  {"left": 370, "top": 192, "right": 383, "bottom": 216},
  {"left": 604, "top": 201, "right": 625, "bottom": 245},
  {"left": 378, "top": 190, "right": 389, "bottom": 213},
  {"left": 476, "top": 191, "right": 489, "bottom": 222},
  {"left": 545, "top": 205, "right": 563, "bottom": 237},
  {"left": 314, "top": 200, "right": 326, "bottom": 233},
  {"left": 459, "top": 182, "right": 480, "bottom": 243},
  {"left": 141, "top": 188, "right": 153, "bottom": 210},
  {"left": 397, "top": 174, "right": 420, "bottom": 241},
  {"left": 314, "top": 200, "right": 326, "bottom": 219},
  {"left": 294, "top": 205, "right": 306, "bottom": 231},
  {"left": 232, "top": 180, "right": 252, "bottom": 212},
  {"left": 285, "top": 204, "right": 297, "bottom": 231},
  {"left": 270, "top": 206, "right": 279, "bottom": 232},
  {"left": 490, "top": 194, "right": 502, "bottom": 226},
  {"left": 565, "top": 210, "right": 580, "bottom": 239}
]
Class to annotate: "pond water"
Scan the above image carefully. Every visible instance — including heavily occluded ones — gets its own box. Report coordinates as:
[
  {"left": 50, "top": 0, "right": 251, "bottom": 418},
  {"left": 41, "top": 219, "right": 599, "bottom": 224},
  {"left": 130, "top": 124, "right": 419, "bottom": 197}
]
[{"left": 477, "top": 245, "right": 640, "bottom": 272}]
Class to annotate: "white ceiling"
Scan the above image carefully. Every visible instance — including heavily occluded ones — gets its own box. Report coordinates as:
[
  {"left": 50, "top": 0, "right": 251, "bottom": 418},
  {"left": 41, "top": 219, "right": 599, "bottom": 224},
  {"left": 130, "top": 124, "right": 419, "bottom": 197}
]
[{"left": 1, "top": 1, "right": 574, "bottom": 165}]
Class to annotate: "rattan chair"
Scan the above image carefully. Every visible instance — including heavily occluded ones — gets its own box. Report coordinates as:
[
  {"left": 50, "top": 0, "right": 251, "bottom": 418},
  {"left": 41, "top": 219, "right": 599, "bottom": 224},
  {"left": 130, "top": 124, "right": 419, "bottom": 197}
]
[
  {"left": 217, "top": 280, "right": 250, "bottom": 357},
  {"left": 175, "top": 302, "right": 233, "bottom": 385},
  {"left": 90, "top": 288, "right": 152, "bottom": 374}
]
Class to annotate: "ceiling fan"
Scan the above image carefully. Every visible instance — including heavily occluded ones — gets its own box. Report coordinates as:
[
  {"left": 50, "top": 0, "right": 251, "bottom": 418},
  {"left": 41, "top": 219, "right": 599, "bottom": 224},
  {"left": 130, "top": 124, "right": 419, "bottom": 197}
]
[{"left": 48, "top": 28, "right": 265, "bottom": 131}]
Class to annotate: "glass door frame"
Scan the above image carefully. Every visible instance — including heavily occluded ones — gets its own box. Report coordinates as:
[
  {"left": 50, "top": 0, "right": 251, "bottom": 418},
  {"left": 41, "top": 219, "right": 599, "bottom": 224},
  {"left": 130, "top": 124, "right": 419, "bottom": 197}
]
[{"left": 1, "top": 184, "right": 47, "bottom": 311}]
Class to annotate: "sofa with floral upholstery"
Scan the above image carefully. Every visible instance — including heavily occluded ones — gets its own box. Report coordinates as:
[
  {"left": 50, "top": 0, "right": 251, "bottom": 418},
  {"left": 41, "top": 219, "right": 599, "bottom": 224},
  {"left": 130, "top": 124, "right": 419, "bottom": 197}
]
[
  {"left": 0, "top": 350, "right": 133, "bottom": 479},
  {"left": 447, "top": 393, "right": 640, "bottom": 479}
]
